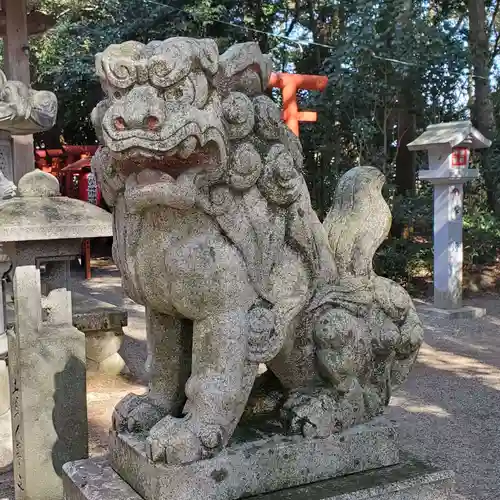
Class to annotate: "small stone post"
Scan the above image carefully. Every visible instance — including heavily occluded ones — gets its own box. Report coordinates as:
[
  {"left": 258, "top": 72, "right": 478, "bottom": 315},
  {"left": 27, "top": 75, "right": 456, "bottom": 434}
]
[
  {"left": 408, "top": 121, "right": 491, "bottom": 318},
  {"left": 0, "top": 170, "right": 112, "bottom": 500}
]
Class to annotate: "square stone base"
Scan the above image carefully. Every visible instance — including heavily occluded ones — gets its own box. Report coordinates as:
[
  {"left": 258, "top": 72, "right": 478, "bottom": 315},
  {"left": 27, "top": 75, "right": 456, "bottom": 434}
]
[
  {"left": 107, "top": 418, "right": 399, "bottom": 500},
  {"left": 415, "top": 301, "right": 486, "bottom": 319},
  {"left": 63, "top": 455, "right": 455, "bottom": 500}
]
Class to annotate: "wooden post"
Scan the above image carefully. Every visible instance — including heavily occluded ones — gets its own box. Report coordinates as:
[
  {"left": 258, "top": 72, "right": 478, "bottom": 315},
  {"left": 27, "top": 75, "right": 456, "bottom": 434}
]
[
  {"left": 4, "top": 0, "right": 34, "bottom": 184},
  {"left": 269, "top": 73, "right": 328, "bottom": 136}
]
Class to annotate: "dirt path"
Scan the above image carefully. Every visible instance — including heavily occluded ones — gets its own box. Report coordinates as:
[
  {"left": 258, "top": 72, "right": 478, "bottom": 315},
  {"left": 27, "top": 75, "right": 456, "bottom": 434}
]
[{"left": 388, "top": 296, "right": 500, "bottom": 500}]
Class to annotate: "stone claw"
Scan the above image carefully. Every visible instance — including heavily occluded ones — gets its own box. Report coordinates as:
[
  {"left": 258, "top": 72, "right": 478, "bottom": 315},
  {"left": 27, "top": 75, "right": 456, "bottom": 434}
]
[
  {"left": 146, "top": 415, "right": 224, "bottom": 464},
  {"left": 282, "top": 383, "right": 368, "bottom": 438},
  {"left": 146, "top": 436, "right": 166, "bottom": 462}
]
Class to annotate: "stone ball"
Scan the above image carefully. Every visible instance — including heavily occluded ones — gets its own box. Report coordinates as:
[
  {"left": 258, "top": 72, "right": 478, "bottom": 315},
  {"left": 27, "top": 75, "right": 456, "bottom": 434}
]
[{"left": 18, "top": 169, "right": 60, "bottom": 198}]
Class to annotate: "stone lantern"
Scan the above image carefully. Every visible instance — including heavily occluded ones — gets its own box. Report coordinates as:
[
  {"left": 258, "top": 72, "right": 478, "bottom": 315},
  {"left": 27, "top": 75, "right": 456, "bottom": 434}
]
[
  {"left": 408, "top": 121, "right": 491, "bottom": 318},
  {"left": 0, "top": 170, "right": 112, "bottom": 500},
  {"left": 0, "top": 68, "right": 57, "bottom": 431}
]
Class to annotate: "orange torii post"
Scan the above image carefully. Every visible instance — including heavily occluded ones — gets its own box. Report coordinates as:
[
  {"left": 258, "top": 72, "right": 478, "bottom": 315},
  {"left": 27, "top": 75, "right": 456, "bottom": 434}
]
[{"left": 268, "top": 72, "right": 328, "bottom": 136}]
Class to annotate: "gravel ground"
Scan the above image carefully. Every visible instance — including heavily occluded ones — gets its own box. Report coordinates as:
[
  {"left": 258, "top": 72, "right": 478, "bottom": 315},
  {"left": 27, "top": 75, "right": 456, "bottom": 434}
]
[
  {"left": 387, "top": 296, "right": 500, "bottom": 500},
  {"left": 0, "top": 263, "right": 498, "bottom": 499}
]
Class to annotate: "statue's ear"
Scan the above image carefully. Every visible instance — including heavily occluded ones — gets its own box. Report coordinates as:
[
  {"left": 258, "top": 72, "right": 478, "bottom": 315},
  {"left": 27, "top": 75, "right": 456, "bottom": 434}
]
[
  {"left": 0, "top": 70, "right": 6, "bottom": 90},
  {"left": 194, "top": 38, "right": 219, "bottom": 75},
  {"left": 91, "top": 100, "right": 108, "bottom": 143},
  {"left": 214, "top": 42, "right": 273, "bottom": 96}
]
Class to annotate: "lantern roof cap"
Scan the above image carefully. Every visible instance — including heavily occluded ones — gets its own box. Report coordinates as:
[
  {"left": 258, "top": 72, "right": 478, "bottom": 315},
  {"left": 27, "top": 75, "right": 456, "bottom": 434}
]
[
  {"left": 0, "top": 170, "right": 112, "bottom": 243},
  {"left": 407, "top": 121, "right": 492, "bottom": 151}
]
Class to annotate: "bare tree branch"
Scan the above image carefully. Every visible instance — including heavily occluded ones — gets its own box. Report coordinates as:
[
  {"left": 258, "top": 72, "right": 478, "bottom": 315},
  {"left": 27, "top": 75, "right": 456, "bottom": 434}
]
[
  {"left": 450, "top": 13, "right": 466, "bottom": 36},
  {"left": 285, "top": 0, "right": 300, "bottom": 36}
]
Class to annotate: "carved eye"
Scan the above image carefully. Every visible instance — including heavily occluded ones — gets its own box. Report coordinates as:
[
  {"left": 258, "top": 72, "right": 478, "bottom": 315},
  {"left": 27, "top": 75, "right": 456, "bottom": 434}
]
[
  {"left": 106, "top": 88, "right": 124, "bottom": 101},
  {"left": 163, "top": 78, "right": 195, "bottom": 105},
  {"left": 144, "top": 116, "right": 159, "bottom": 131}
]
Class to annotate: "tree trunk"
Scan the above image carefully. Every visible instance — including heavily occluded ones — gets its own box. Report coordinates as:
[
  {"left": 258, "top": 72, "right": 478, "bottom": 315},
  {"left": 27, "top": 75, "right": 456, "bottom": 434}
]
[
  {"left": 395, "top": 89, "right": 417, "bottom": 196},
  {"left": 468, "top": 0, "right": 497, "bottom": 211}
]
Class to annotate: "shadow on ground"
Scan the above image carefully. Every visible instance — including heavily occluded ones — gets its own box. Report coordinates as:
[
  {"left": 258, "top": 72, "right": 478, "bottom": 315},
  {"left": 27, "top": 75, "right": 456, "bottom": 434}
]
[{"left": 388, "top": 301, "right": 500, "bottom": 500}]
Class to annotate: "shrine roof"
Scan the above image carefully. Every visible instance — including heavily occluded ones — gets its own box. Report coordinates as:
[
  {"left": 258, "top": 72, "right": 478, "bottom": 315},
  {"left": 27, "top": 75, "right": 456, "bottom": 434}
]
[{"left": 407, "top": 121, "right": 492, "bottom": 151}]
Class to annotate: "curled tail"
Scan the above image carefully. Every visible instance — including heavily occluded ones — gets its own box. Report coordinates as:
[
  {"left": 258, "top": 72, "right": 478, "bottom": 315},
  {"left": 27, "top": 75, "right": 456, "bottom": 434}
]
[{"left": 323, "top": 166, "right": 391, "bottom": 278}]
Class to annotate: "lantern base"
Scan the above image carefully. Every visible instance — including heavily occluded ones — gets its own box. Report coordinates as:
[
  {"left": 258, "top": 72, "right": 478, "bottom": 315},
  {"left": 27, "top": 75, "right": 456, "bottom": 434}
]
[
  {"left": 418, "top": 168, "right": 479, "bottom": 184},
  {"left": 414, "top": 301, "right": 486, "bottom": 320}
]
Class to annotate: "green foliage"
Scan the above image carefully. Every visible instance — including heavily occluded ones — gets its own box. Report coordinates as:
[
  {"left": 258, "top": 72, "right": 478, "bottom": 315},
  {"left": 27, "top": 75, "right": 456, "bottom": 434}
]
[
  {"left": 24, "top": 0, "right": 500, "bottom": 289},
  {"left": 463, "top": 212, "right": 500, "bottom": 266},
  {"left": 30, "top": 0, "right": 292, "bottom": 144},
  {"left": 373, "top": 188, "right": 500, "bottom": 292},
  {"left": 374, "top": 238, "right": 433, "bottom": 293},
  {"left": 31, "top": 0, "right": 240, "bottom": 143},
  {"left": 297, "top": 0, "right": 469, "bottom": 214}
]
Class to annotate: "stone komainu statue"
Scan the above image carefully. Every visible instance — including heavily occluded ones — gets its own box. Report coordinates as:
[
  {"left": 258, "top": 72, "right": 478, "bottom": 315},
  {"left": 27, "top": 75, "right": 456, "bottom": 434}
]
[
  {"left": 0, "top": 69, "right": 57, "bottom": 135},
  {"left": 91, "top": 38, "right": 423, "bottom": 465}
]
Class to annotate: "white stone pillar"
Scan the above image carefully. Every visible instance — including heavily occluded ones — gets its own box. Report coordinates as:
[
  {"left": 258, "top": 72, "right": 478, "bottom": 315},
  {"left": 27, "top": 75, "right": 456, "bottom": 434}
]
[
  {"left": 408, "top": 121, "right": 492, "bottom": 318},
  {"left": 432, "top": 182, "right": 464, "bottom": 310}
]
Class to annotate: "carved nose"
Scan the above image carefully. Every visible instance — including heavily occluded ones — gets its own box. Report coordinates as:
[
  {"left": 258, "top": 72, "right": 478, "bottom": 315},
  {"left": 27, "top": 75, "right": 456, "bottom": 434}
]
[
  {"left": 112, "top": 85, "right": 165, "bottom": 133},
  {"left": 114, "top": 114, "right": 162, "bottom": 132}
]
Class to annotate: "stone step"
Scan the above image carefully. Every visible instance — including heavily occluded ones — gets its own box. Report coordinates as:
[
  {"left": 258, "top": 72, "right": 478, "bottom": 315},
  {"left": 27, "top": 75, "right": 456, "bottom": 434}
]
[{"left": 63, "top": 455, "right": 454, "bottom": 500}]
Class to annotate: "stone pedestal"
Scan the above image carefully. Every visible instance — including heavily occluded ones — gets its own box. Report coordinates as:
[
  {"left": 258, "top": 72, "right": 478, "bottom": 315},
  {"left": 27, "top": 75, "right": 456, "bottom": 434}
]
[
  {"left": 110, "top": 419, "right": 399, "bottom": 500},
  {"left": 8, "top": 264, "right": 88, "bottom": 500},
  {"left": 0, "top": 292, "right": 128, "bottom": 472},
  {"left": 63, "top": 420, "right": 454, "bottom": 500},
  {"left": 6, "top": 292, "right": 129, "bottom": 376},
  {"left": 415, "top": 300, "right": 486, "bottom": 320},
  {"left": 71, "top": 293, "right": 128, "bottom": 376}
]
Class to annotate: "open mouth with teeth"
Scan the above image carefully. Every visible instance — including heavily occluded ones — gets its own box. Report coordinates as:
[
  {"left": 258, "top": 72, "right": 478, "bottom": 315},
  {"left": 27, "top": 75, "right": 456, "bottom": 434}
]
[{"left": 102, "top": 123, "right": 227, "bottom": 182}]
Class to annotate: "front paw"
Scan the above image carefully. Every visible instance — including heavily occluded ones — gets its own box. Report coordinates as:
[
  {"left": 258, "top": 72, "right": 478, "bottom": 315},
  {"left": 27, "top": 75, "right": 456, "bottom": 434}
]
[
  {"left": 146, "top": 415, "right": 225, "bottom": 464},
  {"left": 112, "top": 393, "right": 169, "bottom": 433}
]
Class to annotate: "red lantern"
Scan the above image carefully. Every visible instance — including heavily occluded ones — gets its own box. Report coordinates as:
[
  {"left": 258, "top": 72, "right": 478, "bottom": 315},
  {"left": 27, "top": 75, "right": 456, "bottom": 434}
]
[
  {"left": 78, "top": 171, "right": 102, "bottom": 206},
  {"left": 452, "top": 147, "right": 470, "bottom": 168}
]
